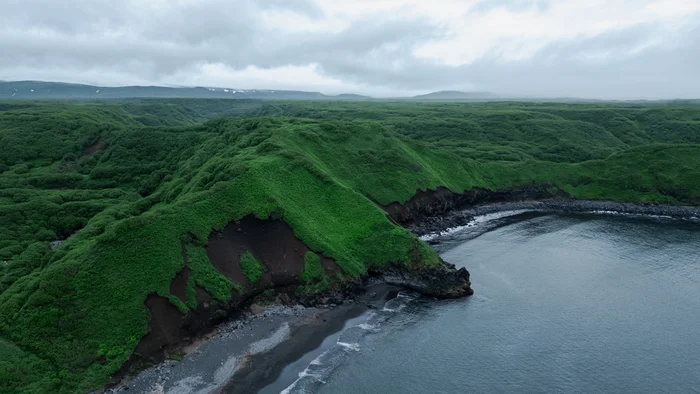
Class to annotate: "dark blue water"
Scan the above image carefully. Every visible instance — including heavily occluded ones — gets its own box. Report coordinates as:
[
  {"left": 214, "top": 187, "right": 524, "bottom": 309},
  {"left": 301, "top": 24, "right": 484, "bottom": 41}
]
[{"left": 288, "top": 213, "right": 700, "bottom": 393}]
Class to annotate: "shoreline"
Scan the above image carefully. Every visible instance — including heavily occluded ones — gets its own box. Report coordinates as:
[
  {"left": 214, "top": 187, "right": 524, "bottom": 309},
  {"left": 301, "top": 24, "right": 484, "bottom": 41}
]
[
  {"left": 222, "top": 284, "right": 398, "bottom": 393},
  {"left": 106, "top": 284, "right": 398, "bottom": 393},
  {"left": 104, "top": 198, "right": 700, "bottom": 393},
  {"left": 409, "top": 199, "right": 700, "bottom": 237}
]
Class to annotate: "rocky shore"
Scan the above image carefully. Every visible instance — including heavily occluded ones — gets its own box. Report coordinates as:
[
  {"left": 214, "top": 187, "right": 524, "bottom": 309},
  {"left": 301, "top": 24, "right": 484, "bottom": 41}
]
[
  {"left": 408, "top": 199, "right": 700, "bottom": 237},
  {"left": 105, "top": 284, "right": 400, "bottom": 394}
]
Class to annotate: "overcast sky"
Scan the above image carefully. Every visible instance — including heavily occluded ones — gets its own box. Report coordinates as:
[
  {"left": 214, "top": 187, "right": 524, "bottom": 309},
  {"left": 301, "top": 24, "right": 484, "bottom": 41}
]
[{"left": 2, "top": 0, "right": 699, "bottom": 98}]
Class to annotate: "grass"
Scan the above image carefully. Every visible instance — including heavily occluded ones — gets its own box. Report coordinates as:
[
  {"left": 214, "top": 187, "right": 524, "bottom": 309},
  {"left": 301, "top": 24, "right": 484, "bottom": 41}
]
[
  {"left": 0, "top": 99, "right": 700, "bottom": 393},
  {"left": 239, "top": 251, "right": 264, "bottom": 284},
  {"left": 301, "top": 252, "right": 323, "bottom": 283}
]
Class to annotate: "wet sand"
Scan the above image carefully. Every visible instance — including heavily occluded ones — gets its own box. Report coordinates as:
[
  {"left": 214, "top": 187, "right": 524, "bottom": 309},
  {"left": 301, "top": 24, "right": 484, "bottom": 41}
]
[
  {"left": 222, "top": 302, "right": 367, "bottom": 393},
  {"left": 107, "top": 284, "right": 397, "bottom": 394}
]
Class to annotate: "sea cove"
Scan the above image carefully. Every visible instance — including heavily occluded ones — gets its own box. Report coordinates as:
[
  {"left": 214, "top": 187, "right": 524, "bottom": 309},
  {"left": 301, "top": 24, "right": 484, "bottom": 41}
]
[{"left": 312, "top": 213, "right": 700, "bottom": 393}]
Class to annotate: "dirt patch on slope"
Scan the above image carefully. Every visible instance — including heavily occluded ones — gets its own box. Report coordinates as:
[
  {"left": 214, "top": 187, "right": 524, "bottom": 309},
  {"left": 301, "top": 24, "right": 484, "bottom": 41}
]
[
  {"left": 82, "top": 138, "right": 104, "bottom": 157},
  {"left": 133, "top": 295, "right": 187, "bottom": 358},
  {"left": 206, "top": 216, "right": 341, "bottom": 290}
]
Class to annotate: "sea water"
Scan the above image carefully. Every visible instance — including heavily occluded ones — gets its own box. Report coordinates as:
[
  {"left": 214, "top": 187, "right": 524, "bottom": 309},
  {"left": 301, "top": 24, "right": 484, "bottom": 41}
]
[{"left": 275, "top": 213, "right": 700, "bottom": 393}]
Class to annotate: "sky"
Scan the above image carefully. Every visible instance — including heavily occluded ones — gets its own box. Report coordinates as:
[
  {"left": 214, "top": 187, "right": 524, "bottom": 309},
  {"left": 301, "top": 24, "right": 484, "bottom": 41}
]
[{"left": 2, "top": 0, "right": 699, "bottom": 98}]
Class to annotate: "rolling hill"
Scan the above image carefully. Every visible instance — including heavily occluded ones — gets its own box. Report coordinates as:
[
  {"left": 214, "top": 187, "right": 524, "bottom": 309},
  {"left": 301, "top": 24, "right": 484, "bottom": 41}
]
[{"left": 0, "top": 81, "right": 371, "bottom": 101}]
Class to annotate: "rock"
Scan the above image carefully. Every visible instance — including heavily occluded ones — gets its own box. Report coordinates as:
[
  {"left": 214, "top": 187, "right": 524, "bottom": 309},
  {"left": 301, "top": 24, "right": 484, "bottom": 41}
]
[
  {"left": 275, "top": 293, "right": 292, "bottom": 305},
  {"left": 249, "top": 303, "right": 265, "bottom": 315},
  {"left": 378, "top": 264, "right": 473, "bottom": 299}
]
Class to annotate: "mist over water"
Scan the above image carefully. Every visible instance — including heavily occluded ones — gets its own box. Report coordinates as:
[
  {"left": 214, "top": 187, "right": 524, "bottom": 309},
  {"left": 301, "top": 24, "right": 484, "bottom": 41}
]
[{"left": 304, "top": 213, "right": 700, "bottom": 393}]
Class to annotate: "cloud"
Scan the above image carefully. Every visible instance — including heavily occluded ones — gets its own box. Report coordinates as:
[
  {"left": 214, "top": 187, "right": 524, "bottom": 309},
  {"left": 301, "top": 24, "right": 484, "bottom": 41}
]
[{"left": 0, "top": 0, "right": 698, "bottom": 98}]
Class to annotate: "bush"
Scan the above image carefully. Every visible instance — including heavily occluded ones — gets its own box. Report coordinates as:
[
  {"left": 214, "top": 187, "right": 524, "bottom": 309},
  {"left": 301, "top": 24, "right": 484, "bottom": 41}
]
[
  {"left": 239, "top": 251, "right": 264, "bottom": 284},
  {"left": 300, "top": 252, "right": 323, "bottom": 283}
]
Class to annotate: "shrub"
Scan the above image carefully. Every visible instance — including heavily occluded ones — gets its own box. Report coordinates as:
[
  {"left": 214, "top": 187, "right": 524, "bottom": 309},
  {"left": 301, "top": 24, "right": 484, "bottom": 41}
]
[
  {"left": 300, "top": 252, "right": 323, "bottom": 283},
  {"left": 239, "top": 251, "right": 264, "bottom": 284}
]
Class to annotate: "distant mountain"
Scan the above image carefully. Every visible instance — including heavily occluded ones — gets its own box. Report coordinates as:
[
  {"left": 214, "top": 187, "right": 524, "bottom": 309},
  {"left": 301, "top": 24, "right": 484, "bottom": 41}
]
[
  {"left": 0, "top": 81, "right": 370, "bottom": 100},
  {"left": 333, "top": 93, "right": 371, "bottom": 100},
  {"left": 411, "top": 90, "right": 497, "bottom": 100}
]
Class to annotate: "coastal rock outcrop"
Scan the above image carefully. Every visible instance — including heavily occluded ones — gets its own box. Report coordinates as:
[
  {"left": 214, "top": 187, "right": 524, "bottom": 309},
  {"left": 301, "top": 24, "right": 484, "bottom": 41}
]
[
  {"left": 380, "top": 185, "right": 567, "bottom": 235},
  {"left": 371, "top": 262, "right": 473, "bottom": 298}
]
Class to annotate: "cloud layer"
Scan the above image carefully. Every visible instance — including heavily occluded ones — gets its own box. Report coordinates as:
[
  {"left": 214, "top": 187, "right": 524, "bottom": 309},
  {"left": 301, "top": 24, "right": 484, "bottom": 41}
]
[{"left": 2, "top": 0, "right": 699, "bottom": 98}]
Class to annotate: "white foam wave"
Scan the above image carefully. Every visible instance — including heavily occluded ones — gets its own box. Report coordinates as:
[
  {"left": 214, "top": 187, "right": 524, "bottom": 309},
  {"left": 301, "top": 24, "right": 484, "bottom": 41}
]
[
  {"left": 298, "top": 370, "right": 322, "bottom": 379},
  {"left": 420, "top": 210, "right": 529, "bottom": 240},
  {"left": 587, "top": 210, "right": 675, "bottom": 220},
  {"left": 278, "top": 298, "right": 412, "bottom": 393},
  {"left": 310, "top": 355, "right": 324, "bottom": 365},
  {"left": 279, "top": 383, "right": 298, "bottom": 394},
  {"left": 382, "top": 303, "right": 406, "bottom": 313},
  {"left": 358, "top": 323, "right": 378, "bottom": 331},
  {"left": 280, "top": 352, "right": 330, "bottom": 393},
  {"left": 337, "top": 342, "right": 360, "bottom": 351},
  {"left": 472, "top": 210, "right": 530, "bottom": 224}
]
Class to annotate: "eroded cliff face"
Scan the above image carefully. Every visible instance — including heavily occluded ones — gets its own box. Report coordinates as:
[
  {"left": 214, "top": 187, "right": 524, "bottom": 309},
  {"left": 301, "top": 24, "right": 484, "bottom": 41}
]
[
  {"left": 381, "top": 185, "right": 570, "bottom": 235},
  {"left": 126, "top": 194, "right": 482, "bottom": 375},
  {"left": 129, "top": 217, "right": 342, "bottom": 367}
]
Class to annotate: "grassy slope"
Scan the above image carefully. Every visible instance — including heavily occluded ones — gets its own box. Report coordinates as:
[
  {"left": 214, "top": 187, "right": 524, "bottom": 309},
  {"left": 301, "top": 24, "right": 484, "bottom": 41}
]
[{"left": 1, "top": 100, "right": 700, "bottom": 393}]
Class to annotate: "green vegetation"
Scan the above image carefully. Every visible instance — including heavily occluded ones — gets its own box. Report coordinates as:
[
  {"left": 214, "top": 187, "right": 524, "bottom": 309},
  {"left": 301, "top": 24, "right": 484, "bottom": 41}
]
[
  {"left": 187, "top": 244, "right": 241, "bottom": 303},
  {"left": 301, "top": 252, "right": 324, "bottom": 283},
  {"left": 298, "top": 251, "right": 329, "bottom": 295},
  {"left": 1, "top": 98, "right": 700, "bottom": 393},
  {"left": 239, "top": 251, "right": 264, "bottom": 284}
]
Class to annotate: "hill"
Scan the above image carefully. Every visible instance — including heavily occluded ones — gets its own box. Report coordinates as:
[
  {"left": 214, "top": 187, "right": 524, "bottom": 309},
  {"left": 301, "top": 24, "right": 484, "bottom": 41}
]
[
  {"left": 411, "top": 90, "right": 497, "bottom": 100},
  {"left": 1, "top": 99, "right": 700, "bottom": 393},
  {"left": 0, "top": 81, "right": 370, "bottom": 101}
]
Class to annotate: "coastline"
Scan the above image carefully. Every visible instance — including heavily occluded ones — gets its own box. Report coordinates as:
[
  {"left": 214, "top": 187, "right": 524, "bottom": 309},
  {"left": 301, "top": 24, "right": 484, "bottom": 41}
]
[
  {"left": 105, "top": 198, "right": 700, "bottom": 394},
  {"left": 222, "top": 284, "right": 398, "bottom": 394},
  {"left": 409, "top": 199, "right": 700, "bottom": 237},
  {"left": 106, "top": 284, "right": 399, "bottom": 393}
]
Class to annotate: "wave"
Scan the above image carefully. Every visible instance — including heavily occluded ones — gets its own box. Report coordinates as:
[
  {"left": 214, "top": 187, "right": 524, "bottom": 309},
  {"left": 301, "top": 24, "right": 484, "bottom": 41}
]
[
  {"left": 337, "top": 342, "right": 360, "bottom": 352},
  {"left": 358, "top": 323, "right": 378, "bottom": 331},
  {"left": 278, "top": 294, "right": 416, "bottom": 393},
  {"left": 420, "top": 210, "right": 529, "bottom": 241},
  {"left": 162, "top": 322, "right": 291, "bottom": 394}
]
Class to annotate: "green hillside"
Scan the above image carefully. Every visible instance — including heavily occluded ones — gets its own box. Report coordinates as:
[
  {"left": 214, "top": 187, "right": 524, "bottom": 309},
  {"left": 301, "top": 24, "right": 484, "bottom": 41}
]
[{"left": 1, "top": 99, "right": 700, "bottom": 393}]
